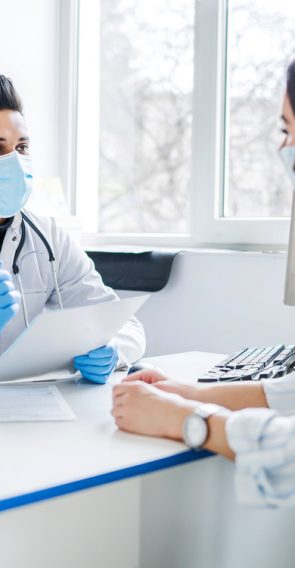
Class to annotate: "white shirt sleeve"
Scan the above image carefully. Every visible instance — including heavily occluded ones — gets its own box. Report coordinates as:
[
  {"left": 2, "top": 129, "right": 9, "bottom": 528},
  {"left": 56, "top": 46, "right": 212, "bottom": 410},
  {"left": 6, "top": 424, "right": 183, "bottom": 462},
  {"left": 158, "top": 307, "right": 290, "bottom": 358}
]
[
  {"left": 48, "top": 219, "right": 146, "bottom": 366},
  {"left": 226, "top": 408, "right": 295, "bottom": 507},
  {"left": 261, "top": 372, "right": 295, "bottom": 415}
]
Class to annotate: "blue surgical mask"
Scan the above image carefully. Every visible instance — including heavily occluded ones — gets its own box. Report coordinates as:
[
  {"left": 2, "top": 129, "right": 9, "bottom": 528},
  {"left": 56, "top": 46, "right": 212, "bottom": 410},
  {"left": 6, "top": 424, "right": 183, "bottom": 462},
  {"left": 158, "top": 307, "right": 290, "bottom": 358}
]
[
  {"left": 0, "top": 150, "right": 33, "bottom": 217},
  {"left": 280, "top": 145, "right": 295, "bottom": 187}
]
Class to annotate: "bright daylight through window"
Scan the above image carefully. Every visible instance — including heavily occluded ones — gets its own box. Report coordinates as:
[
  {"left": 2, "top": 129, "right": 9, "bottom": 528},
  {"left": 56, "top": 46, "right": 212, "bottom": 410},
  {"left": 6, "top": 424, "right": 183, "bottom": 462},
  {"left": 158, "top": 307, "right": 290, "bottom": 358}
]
[
  {"left": 77, "top": 0, "right": 295, "bottom": 244},
  {"left": 98, "top": 0, "right": 194, "bottom": 234},
  {"left": 224, "top": 0, "right": 295, "bottom": 218}
]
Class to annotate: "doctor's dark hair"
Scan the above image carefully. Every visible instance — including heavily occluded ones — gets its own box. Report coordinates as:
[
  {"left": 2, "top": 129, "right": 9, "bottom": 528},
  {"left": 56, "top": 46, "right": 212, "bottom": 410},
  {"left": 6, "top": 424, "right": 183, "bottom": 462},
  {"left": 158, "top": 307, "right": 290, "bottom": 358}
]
[
  {"left": 287, "top": 60, "right": 295, "bottom": 115},
  {"left": 0, "top": 75, "right": 23, "bottom": 114}
]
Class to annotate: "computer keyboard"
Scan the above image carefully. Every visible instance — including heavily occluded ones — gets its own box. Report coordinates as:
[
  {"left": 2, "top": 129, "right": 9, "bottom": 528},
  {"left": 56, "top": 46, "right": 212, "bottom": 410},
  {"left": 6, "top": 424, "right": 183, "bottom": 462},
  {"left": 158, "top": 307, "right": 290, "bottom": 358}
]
[{"left": 197, "top": 344, "right": 295, "bottom": 383}]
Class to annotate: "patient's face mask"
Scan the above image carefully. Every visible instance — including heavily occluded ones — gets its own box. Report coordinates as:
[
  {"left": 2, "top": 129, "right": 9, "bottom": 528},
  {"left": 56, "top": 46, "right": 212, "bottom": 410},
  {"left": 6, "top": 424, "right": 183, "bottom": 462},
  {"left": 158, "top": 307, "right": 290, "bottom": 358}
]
[
  {"left": 279, "top": 145, "right": 295, "bottom": 187},
  {"left": 0, "top": 150, "right": 33, "bottom": 217}
]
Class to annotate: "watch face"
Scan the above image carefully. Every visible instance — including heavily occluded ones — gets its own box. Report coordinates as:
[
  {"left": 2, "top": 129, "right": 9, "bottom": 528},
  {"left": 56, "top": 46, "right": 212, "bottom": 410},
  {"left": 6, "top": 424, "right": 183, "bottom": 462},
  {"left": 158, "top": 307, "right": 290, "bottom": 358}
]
[{"left": 185, "top": 414, "right": 208, "bottom": 448}]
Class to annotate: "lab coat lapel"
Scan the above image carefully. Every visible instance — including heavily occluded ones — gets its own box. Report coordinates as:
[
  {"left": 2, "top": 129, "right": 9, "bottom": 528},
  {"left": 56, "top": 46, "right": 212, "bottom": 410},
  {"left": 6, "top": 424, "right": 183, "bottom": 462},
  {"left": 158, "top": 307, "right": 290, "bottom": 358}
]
[{"left": 0, "top": 212, "right": 22, "bottom": 271}]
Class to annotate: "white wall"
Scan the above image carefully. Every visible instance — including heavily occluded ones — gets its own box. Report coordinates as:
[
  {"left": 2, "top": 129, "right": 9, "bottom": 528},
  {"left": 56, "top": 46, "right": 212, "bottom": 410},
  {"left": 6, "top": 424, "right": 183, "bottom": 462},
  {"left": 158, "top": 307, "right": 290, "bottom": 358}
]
[
  {"left": 134, "top": 250, "right": 295, "bottom": 358},
  {"left": 0, "top": 0, "right": 59, "bottom": 177}
]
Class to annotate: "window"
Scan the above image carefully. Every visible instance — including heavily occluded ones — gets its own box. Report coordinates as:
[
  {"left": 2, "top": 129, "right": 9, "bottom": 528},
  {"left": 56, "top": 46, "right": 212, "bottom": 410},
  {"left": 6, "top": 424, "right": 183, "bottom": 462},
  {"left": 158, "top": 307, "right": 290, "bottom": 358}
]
[
  {"left": 225, "top": 0, "right": 295, "bottom": 218},
  {"left": 98, "top": 0, "right": 194, "bottom": 235},
  {"left": 75, "top": 0, "right": 194, "bottom": 241},
  {"left": 74, "top": 0, "right": 295, "bottom": 246}
]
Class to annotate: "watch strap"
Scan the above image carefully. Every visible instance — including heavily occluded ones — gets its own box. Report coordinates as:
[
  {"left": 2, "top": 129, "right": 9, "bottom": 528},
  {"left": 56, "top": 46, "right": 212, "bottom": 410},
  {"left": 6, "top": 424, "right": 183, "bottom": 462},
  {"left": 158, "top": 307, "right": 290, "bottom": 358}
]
[{"left": 193, "top": 402, "right": 225, "bottom": 420}]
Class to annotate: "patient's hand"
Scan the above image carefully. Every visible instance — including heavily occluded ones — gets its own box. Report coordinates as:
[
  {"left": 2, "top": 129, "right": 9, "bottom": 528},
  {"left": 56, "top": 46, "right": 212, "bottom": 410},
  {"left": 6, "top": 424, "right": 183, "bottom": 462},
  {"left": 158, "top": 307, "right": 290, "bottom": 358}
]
[
  {"left": 112, "top": 381, "right": 195, "bottom": 439},
  {"left": 123, "top": 369, "right": 199, "bottom": 400}
]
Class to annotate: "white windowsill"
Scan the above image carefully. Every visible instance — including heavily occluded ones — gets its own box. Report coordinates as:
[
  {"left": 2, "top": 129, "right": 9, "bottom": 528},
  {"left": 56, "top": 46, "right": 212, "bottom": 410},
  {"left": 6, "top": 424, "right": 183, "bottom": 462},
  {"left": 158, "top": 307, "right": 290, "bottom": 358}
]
[{"left": 82, "top": 241, "right": 288, "bottom": 256}]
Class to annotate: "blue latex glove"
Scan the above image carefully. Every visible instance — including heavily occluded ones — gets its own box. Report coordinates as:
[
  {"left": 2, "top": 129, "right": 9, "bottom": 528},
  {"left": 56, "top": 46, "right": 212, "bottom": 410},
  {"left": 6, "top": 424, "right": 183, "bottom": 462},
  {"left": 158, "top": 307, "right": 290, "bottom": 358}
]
[
  {"left": 0, "top": 262, "right": 20, "bottom": 331},
  {"left": 73, "top": 344, "right": 119, "bottom": 384}
]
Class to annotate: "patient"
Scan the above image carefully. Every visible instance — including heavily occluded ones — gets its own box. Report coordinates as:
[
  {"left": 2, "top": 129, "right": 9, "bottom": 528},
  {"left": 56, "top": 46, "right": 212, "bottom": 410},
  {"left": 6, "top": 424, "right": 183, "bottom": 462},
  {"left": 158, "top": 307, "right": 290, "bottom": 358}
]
[{"left": 111, "top": 59, "right": 295, "bottom": 507}]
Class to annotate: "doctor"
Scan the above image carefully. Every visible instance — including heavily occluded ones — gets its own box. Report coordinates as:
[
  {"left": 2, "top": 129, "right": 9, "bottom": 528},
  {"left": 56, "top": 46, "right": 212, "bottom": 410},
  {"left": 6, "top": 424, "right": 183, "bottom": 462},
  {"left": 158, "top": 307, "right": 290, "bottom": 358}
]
[{"left": 0, "top": 75, "right": 145, "bottom": 382}]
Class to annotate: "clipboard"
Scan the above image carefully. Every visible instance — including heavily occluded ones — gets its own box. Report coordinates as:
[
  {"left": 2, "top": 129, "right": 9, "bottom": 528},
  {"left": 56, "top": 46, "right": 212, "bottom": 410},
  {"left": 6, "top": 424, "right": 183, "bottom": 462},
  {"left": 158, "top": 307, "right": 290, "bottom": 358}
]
[{"left": 0, "top": 294, "right": 149, "bottom": 382}]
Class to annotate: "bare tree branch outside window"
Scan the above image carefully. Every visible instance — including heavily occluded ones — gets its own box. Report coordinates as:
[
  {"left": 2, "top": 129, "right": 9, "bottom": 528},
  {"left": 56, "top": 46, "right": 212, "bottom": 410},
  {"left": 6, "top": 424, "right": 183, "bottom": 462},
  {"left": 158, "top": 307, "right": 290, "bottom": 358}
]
[
  {"left": 225, "top": 0, "right": 295, "bottom": 218},
  {"left": 99, "top": 0, "right": 194, "bottom": 233},
  {"left": 98, "top": 0, "right": 295, "bottom": 234}
]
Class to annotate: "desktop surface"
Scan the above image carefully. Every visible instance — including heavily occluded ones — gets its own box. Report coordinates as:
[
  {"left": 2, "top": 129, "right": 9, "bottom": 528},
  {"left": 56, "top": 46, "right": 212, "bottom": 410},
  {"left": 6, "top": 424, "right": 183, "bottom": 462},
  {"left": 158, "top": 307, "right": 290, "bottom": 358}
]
[{"left": 0, "top": 351, "right": 222, "bottom": 512}]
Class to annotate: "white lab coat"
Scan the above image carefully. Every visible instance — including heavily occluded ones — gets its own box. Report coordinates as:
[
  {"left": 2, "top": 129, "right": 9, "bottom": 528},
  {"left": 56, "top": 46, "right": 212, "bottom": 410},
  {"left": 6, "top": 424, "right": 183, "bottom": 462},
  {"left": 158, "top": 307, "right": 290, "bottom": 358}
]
[{"left": 0, "top": 209, "right": 146, "bottom": 364}]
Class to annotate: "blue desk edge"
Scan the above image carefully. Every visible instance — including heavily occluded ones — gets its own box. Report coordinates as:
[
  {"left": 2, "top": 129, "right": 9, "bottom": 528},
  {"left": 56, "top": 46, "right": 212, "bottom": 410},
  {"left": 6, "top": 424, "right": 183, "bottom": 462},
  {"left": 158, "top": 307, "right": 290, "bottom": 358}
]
[{"left": 0, "top": 448, "right": 213, "bottom": 513}]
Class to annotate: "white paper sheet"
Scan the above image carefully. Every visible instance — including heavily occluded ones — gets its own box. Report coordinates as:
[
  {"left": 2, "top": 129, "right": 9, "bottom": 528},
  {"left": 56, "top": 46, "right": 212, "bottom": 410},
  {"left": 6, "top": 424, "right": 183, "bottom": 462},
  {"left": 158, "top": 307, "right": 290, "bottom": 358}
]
[
  {"left": 0, "top": 370, "right": 81, "bottom": 385},
  {"left": 0, "top": 385, "right": 76, "bottom": 422},
  {"left": 0, "top": 294, "right": 149, "bottom": 382}
]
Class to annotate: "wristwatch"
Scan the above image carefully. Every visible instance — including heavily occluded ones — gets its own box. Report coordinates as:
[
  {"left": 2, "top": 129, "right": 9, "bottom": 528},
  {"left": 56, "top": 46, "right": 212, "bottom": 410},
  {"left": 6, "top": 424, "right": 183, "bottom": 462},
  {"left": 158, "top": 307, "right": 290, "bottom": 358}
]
[{"left": 182, "top": 403, "right": 224, "bottom": 449}]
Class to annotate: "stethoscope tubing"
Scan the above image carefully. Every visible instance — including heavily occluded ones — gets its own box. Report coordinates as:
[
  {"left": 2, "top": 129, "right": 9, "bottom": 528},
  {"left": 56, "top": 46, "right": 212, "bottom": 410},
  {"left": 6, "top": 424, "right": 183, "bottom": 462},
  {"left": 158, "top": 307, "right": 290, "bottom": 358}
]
[{"left": 12, "top": 212, "right": 63, "bottom": 327}]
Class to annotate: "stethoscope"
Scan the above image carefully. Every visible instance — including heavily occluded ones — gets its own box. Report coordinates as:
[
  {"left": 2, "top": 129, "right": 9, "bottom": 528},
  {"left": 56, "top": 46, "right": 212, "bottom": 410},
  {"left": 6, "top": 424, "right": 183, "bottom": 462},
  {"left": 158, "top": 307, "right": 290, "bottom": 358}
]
[{"left": 12, "top": 211, "right": 64, "bottom": 328}]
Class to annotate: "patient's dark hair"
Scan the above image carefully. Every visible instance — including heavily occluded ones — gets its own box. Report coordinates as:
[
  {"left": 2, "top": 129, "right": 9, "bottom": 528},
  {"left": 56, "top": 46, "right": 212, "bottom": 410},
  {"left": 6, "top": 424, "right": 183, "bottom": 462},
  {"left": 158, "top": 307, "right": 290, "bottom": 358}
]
[
  {"left": 0, "top": 75, "right": 23, "bottom": 114},
  {"left": 287, "top": 60, "right": 295, "bottom": 115}
]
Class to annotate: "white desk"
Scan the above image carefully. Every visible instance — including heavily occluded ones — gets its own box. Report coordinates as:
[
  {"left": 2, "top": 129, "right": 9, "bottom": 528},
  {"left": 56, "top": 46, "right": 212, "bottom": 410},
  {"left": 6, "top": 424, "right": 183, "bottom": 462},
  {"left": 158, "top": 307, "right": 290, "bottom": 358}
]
[{"left": 1, "top": 351, "right": 295, "bottom": 568}]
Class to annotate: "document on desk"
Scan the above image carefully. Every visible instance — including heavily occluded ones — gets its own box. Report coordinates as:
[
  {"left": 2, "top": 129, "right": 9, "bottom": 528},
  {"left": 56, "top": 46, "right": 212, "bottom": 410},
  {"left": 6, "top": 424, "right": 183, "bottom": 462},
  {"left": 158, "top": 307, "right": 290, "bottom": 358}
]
[{"left": 0, "top": 385, "right": 76, "bottom": 422}]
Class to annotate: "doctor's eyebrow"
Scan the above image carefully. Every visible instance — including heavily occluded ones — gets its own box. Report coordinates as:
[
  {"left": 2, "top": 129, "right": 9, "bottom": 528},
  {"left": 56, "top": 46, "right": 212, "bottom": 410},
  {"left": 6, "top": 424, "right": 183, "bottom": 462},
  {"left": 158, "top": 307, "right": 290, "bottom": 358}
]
[{"left": 0, "top": 136, "right": 30, "bottom": 142}]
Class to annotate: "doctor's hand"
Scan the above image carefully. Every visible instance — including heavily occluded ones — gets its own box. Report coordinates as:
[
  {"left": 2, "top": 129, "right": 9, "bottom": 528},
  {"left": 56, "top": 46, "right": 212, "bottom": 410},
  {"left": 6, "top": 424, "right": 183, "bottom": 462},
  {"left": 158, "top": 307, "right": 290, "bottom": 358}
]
[
  {"left": 73, "top": 344, "right": 119, "bottom": 384},
  {"left": 123, "top": 369, "right": 199, "bottom": 401},
  {"left": 0, "top": 264, "right": 20, "bottom": 332}
]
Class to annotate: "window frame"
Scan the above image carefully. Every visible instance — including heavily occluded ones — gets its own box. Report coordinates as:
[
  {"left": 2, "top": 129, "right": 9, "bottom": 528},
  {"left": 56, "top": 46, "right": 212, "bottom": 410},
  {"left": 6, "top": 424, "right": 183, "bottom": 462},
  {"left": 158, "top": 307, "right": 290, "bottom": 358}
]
[
  {"left": 192, "top": 0, "right": 290, "bottom": 247},
  {"left": 67, "top": 0, "right": 291, "bottom": 248}
]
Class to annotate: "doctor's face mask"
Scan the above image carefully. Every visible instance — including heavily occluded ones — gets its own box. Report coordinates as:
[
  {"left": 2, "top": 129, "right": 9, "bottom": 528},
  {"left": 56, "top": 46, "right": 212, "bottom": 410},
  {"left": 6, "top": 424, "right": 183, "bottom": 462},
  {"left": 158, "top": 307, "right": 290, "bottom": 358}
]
[
  {"left": 0, "top": 150, "right": 33, "bottom": 217},
  {"left": 279, "top": 93, "right": 295, "bottom": 187},
  {"left": 0, "top": 109, "right": 32, "bottom": 217}
]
